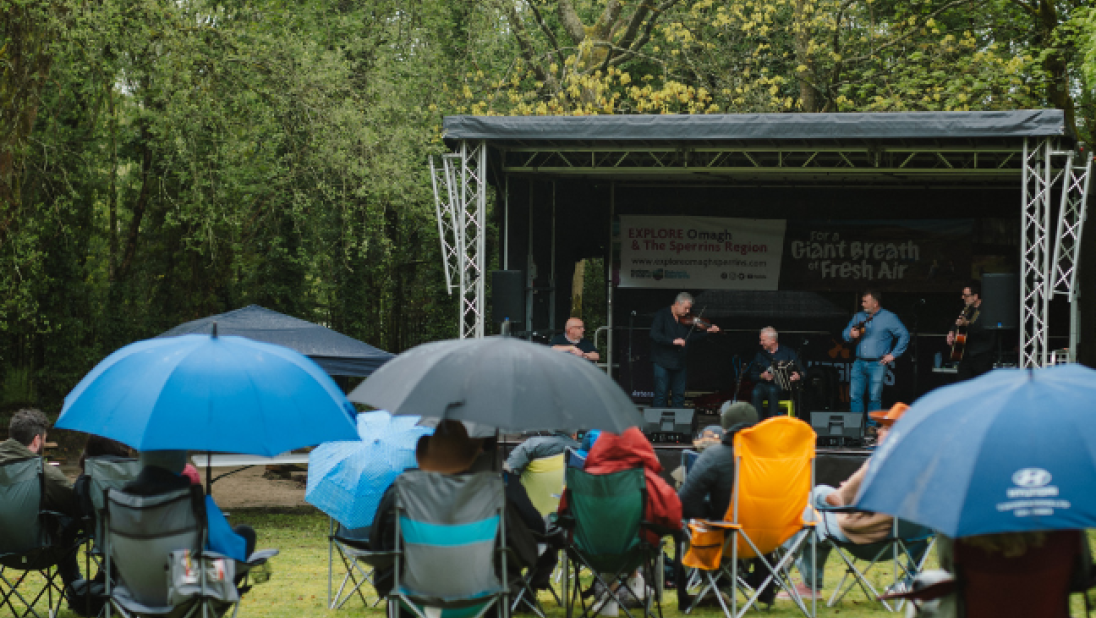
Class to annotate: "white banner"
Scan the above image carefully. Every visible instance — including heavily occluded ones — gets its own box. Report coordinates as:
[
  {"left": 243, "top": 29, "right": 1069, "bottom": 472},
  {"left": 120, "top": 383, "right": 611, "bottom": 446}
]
[{"left": 619, "top": 215, "right": 786, "bottom": 289}]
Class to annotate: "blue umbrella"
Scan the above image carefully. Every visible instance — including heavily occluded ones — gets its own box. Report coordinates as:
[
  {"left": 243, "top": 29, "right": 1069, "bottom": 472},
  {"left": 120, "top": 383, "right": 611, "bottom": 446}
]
[
  {"left": 57, "top": 332, "right": 360, "bottom": 455},
  {"left": 306, "top": 411, "right": 432, "bottom": 529},
  {"left": 856, "top": 364, "right": 1096, "bottom": 537}
]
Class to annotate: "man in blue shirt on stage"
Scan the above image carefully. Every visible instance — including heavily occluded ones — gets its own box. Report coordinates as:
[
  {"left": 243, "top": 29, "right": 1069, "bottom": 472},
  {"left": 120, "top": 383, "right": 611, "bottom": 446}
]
[{"left": 842, "top": 289, "right": 909, "bottom": 434}]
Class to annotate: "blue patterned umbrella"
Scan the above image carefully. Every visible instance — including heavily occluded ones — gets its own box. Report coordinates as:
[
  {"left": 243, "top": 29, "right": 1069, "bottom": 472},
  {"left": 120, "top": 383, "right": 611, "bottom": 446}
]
[{"left": 306, "top": 411, "right": 432, "bottom": 529}]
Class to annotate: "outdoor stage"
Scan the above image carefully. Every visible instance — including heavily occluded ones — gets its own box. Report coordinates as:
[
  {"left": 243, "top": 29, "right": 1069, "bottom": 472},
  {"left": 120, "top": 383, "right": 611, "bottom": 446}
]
[{"left": 432, "top": 110, "right": 1092, "bottom": 406}]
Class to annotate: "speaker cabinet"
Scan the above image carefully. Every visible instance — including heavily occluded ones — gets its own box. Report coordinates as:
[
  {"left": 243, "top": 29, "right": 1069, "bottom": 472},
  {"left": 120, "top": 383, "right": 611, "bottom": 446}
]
[
  {"left": 809, "top": 411, "right": 863, "bottom": 447},
  {"left": 979, "top": 273, "right": 1019, "bottom": 330},
  {"left": 491, "top": 270, "right": 525, "bottom": 324},
  {"left": 641, "top": 408, "right": 696, "bottom": 443}
]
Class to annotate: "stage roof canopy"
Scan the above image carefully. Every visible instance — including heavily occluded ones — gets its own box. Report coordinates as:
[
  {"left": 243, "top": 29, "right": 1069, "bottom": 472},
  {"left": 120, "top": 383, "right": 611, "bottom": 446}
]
[{"left": 443, "top": 110, "right": 1070, "bottom": 186}]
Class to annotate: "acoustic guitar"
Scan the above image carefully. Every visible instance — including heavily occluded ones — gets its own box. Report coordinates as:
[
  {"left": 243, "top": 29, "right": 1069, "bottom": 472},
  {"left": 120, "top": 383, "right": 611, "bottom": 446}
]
[{"left": 950, "top": 305, "right": 975, "bottom": 361}]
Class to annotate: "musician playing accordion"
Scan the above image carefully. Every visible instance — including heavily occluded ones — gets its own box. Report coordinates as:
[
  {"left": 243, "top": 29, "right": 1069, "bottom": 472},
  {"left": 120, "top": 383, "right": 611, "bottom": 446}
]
[{"left": 749, "top": 327, "right": 802, "bottom": 420}]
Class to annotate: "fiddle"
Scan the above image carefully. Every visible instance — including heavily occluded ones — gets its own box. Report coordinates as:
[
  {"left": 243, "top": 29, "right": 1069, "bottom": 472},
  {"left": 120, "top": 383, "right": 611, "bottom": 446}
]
[{"left": 680, "top": 313, "right": 715, "bottom": 331}]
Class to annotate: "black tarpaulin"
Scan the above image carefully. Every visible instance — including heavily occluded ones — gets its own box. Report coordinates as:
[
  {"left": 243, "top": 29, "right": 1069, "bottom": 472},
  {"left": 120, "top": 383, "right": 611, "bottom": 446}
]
[
  {"left": 157, "top": 305, "right": 393, "bottom": 377},
  {"left": 444, "top": 110, "right": 1068, "bottom": 144}
]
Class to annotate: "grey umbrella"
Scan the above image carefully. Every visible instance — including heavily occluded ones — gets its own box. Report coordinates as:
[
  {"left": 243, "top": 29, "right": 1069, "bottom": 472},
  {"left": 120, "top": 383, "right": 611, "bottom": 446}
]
[{"left": 347, "top": 337, "right": 642, "bottom": 433}]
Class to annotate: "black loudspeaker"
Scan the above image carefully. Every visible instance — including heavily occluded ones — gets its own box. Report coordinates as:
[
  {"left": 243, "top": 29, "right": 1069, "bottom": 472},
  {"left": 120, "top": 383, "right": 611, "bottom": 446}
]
[
  {"left": 491, "top": 270, "right": 525, "bottom": 324},
  {"left": 641, "top": 408, "right": 696, "bottom": 443},
  {"left": 809, "top": 411, "right": 863, "bottom": 447},
  {"left": 979, "top": 273, "right": 1019, "bottom": 330}
]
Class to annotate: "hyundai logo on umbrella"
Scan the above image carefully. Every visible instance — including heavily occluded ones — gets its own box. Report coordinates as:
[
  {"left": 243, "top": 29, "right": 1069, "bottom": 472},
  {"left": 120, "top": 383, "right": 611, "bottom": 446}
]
[{"left": 1012, "top": 468, "right": 1052, "bottom": 488}]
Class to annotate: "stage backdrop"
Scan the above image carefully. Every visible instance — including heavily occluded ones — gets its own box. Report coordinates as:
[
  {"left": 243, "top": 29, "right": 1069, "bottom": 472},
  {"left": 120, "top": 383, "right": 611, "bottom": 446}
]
[
  {"left": 780, "top": 219, "right": 974, "bottom": 292},
  {"left": 619, "top": 215, "right": 786, "bottom": 290},
  {"left": 616, "top": 216, "right": 973, "bottom": 293}
]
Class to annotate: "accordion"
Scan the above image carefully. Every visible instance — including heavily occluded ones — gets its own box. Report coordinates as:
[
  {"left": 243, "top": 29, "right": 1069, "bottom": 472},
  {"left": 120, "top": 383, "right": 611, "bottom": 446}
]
[{"left": 768, "top": 360, "right": 801, "bottom": 392}]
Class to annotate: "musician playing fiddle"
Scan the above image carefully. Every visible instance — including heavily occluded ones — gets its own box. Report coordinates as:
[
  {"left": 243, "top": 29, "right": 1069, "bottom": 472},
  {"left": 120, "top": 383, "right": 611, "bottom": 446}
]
[
  {"left": 750, "top": 327, "right": 802, "bottom": 420},
  {"left": 649, "top": 292, "right": 720, "bottom": 408},
  {"left": 946, "top": 281, "right": 995, "bottom": 380}
]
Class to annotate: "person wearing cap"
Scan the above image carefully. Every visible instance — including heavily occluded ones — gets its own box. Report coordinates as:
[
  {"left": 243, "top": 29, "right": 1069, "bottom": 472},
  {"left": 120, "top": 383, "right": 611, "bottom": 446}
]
[
  {"left": 123, "top": 450, "right": 258, "bottom": 585},
  {"left": 778, "top": 402, "right": 910, "bottom": 601},
  {"left": 677, "top": 402, "right": 758, "bottom": 521}
]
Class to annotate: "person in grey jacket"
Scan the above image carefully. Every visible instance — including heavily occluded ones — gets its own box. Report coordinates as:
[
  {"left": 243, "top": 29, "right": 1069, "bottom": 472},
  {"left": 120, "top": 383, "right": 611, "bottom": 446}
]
[
  {"left": 677, "top": 401, "right": 759, "bottom": 520},
  {"left": 504, "top": 431, "right": 580, "bottom": 475}
]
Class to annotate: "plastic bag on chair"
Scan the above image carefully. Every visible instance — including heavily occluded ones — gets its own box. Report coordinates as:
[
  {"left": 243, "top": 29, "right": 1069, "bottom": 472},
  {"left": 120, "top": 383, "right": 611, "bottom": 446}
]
[{"left": 166, "top": 549, "right": 239, "bottom": 605}]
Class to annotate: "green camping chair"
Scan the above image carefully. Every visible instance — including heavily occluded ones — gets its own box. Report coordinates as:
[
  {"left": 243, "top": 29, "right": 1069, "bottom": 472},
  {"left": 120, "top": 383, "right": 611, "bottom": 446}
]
[{"left": 558, "top": 467, "right": 668, "bottom": 618}]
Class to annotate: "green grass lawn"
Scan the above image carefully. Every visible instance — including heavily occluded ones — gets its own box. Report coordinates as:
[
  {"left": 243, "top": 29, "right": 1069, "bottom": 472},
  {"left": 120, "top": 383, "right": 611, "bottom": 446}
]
[{"left": 9, "top": 509, "right": 1095, "bottom": 618}]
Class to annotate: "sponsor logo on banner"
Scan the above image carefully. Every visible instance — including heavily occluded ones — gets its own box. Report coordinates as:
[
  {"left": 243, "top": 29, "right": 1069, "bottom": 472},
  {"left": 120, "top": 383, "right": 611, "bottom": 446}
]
[
  {"left": 619, "top": 215, "right": 785, "bottom": 290},
  {"left": 997, "top": 467, "right": 1069, "bottom": 518}
]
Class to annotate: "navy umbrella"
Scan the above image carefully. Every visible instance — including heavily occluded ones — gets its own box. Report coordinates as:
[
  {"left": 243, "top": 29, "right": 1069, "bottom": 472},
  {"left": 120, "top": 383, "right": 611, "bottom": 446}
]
[
  {"left": 348, "top": 336, "right": 642, "bottom": 433},
  {"left": 856, "top": 364, "right": 1096, "bottom": 537}
]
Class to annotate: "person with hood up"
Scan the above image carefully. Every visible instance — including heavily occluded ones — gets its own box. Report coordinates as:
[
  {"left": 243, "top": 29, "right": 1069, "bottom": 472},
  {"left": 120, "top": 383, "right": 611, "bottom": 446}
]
[{"left": 676, "top": 402, "right": 759, "bottom": 520}]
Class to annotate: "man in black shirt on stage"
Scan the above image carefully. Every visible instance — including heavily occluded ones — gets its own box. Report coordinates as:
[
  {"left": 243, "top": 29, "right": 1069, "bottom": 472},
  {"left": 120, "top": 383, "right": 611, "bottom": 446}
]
[
  {"left": 649, "top": 292, "right": 720, "bottom": 408},
  {"left": 550, "top": 318, "right": 599, "bottom": 361},
  {"left": 750, "top": 327, "right": 802, "bottom": 419},
  {"left": 946, "top": 281, "right": 996, "bottom": 380}
]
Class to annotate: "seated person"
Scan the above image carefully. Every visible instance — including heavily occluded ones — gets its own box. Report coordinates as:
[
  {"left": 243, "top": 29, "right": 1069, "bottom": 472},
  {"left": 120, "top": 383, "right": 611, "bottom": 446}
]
[
  {"left": 123, "top": 450, "right": 257, "bottom": 588},
  {"left": 780, "top": 403, "right": 910, "bottom": 601},
  {"left": 749, "top": 327, "right": 801, "bottom": 420},
  {"left": 917, "top": 531, "right": 1094, "bottom": 618},
  {"left": 0, "top": 408, "right": 87, "bottom": 615},
  {"left": 676, "top": 402, "right": 774, "bottom": 606},
  {"left": 74, "top": 435, "right": 133, "bottom": 522},
  {"left": 550, "top": 318, "right": 600, "bottom": 362},
  {"left": 677, "top": 403, "right": 758, "bottom": 521},
  {"left": 371, "top": 420, "right": 547, "bottom": 598},
  {"left": 670, "top": 425, "right": 724, "bottom": 489},
  {"left": 504, "top": 430, "right": 580, "bottom": 475}
]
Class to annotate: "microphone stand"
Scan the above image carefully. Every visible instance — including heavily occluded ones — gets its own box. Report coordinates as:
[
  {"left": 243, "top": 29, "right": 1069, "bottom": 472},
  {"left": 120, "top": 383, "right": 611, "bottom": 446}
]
[
  {"left": 911, "top": 300, "right": 923, "bottom": 398},
  {"left": 628, "top": 310, "right": 636, "bottom": 398}
]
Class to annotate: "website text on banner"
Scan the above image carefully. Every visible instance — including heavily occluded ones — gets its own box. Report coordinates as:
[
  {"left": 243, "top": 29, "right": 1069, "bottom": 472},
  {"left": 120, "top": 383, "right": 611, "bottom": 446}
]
[{"left": 619, "top": 216, "right": 786, "bottom": 290}]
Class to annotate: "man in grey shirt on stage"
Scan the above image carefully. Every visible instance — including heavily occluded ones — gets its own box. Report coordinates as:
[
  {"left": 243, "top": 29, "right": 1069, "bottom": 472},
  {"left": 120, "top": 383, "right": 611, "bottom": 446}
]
[{"left": 842, "top": 289, "right": 909, "bottom": 433}]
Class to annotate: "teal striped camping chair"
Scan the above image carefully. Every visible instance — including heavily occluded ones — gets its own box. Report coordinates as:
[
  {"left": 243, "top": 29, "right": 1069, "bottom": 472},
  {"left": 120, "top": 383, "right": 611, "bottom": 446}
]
[{"left": 389, "top": 470, "right": 509, "bottom": 618}]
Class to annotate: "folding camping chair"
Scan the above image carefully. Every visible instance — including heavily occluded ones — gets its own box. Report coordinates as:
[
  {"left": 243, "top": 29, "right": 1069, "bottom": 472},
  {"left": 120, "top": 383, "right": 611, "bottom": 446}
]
[
  {"left": 387, "top": 470, "right": 510, "bottom": 618},
  {"left": 76, "top": 456, "right": 143, "bottom": 613},
  {"left": 558, "top": 467, "right": 668, "bottom": 618},
  {"left": 680, "top": 450, "right": 700, "bottom": 482},
  {"left": 680, "top": 416, "right": 817, "bottom": 618},
  {"left": 0, "top": 458, "right": 81, "bottom": 618},
  {"left": 327, "top": 519, "right": 390, "bottom": 610},
  {"left": 514, "top": 454, "right": 568, "bottom": 615},
  {"left": 103, "top": 486, "right": 278, "bottom": 618},
  {"left": 822, "top": 514, "right": 935, "bottom": 612}
]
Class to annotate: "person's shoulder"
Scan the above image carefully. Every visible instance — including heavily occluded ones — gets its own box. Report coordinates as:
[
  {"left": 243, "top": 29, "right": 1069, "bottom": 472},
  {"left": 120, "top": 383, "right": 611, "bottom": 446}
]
[{"left": 549, "top": 334, "right": 568, "bottom": 345}]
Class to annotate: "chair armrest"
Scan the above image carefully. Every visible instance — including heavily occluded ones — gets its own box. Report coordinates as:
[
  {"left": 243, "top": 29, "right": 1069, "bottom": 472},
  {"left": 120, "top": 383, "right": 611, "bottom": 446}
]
[
  {"left": 815, "top": 504, "right": 863, "bottom": 514},
  {"left": 688, "top": 519, "right": 741, "bottom": 531},
  {"left": 245, "top": 549, "right": 279, "bottom": 566},
  {"left": 878, "top": 576, "right": 955, "bottom": 602}
]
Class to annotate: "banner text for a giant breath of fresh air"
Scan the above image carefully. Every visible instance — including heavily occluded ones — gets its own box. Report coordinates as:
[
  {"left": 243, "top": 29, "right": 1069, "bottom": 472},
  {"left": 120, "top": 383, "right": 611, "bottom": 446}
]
[{"left": 619, "top": 216, "right": 786, "bottom": 289}]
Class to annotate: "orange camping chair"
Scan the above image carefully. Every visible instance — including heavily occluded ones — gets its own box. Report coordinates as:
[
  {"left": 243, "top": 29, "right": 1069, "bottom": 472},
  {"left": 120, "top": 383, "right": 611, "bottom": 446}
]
[{"left": 681, "top": 416, "right": 818, "bottom": 618}]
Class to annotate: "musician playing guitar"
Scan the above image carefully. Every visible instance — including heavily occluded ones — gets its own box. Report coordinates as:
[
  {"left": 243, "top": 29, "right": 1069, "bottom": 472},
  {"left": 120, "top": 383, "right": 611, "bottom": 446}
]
[
  {"left": 946, "top": 281, "right": 996, "bottom": 380},
  {"left": 749, "top": 327, "right": 802, "bottom": 420}
]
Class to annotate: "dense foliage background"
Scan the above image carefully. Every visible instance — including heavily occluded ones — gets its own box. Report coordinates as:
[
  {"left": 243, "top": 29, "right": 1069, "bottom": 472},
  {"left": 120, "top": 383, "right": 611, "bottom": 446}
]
[{"left": 2, "top": 0, "right": 1094, "bottom": 415}]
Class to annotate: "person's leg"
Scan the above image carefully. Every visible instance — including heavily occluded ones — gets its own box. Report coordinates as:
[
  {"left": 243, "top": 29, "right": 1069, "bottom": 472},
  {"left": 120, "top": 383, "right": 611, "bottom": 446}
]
[
  {"left": 867, "top": 362, "right": 887, "bottom": 413},
  {"left": 669, "top": 367, "right": 687, "bottom": 408},
  {"left": 751, "top": 384, "right": 769, "bottom": 419},
  {"left": 848, "top": 359, "right": 866, "bottom": 414},
  {"left": 956, "top": 357, "right": 973, "bottom": 381},
  {"left": 764, "top": 383, "right": 782, "bottom": 418},
  {"left": 791, "top": 485, "right": 839, "bottom": 591},
  {"left": 652, "top": 364, "right": 669, "bottom": 407}
]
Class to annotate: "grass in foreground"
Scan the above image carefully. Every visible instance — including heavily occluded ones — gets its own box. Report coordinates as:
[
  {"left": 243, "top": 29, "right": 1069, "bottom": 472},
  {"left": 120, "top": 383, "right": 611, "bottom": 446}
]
[{"left": 9, "top": 509, "right": 1095, "bottom": 618}]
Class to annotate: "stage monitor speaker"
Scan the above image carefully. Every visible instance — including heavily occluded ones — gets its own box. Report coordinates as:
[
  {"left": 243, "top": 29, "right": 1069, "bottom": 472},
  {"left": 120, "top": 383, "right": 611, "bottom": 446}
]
[
  {"left": 641, "top": 408, "right": 696, "bottom": 443},
  {"left": 979, "top": 273, "right": 1019, "bottom": 330},
  {"left": 491, "top": 270, "right": 525, "bottom": 324},
  {"left": 809, "top": 411, "right": 863, "bottom": 447}
]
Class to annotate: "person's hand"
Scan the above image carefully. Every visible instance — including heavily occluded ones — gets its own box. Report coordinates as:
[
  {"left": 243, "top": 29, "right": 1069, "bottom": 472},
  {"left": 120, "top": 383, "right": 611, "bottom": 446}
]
[
  {"left": 824, "top": 492, "right": 842, "bottom": 507},
  {"left": 673, "top": 338, "right": 686, "bottom": 347},
  {"left": 791, "top": 372, "right": 801, "bottom": 382},
  {"left": 569, "top": 346, "right": 584, "bottom": 357},
  {"left": 955, "top": 316, "right": 968, "bottom": 327},
  {"left": 946, "top": 332, "right": 955, "bottom": 345},
  {"left": 880, "top": 353, "right": 895, "bottom": 365},
  {"left": 707, "top": 324, "right": 720, "bottom": 334},
  {"left": 760, "top": 370, "right": 773, "bottom": 381},
  {"left": 850, "top": 327, "right": 862, "bottom": 339}
]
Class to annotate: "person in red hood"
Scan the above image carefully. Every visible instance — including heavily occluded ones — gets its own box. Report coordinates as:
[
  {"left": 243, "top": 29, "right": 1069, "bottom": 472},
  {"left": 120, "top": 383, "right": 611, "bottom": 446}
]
[{"left": 562, "top": 426, "right": 682, "bottom": 543}]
